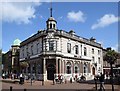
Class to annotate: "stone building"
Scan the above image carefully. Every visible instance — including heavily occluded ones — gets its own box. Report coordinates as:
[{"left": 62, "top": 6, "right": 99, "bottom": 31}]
[
  {"left": 2, "top": 39, "right": 20, "bottom": 75},
  {"left": 19, "top": 7, "right": 103, "bottom": 81}
]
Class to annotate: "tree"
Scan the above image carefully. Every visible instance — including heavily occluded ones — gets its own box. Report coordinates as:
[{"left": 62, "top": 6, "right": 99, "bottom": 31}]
[{"left": 103, "top": 48, "right": 119, "bottom": 91}]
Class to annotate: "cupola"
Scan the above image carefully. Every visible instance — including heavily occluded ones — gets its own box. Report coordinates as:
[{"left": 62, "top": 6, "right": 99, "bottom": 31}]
[{"left": 46, "top": 2, "right": 57, "bottom": 31}]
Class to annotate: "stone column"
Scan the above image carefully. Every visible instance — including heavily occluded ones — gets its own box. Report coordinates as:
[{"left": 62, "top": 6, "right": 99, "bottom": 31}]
[
  {"left": 59, "top": 59, "right": 61, "bottom": 74},
  {"left": 88, "top": 63, "right": 91, "bottom": 73},
  {"left": 36, "top": 62, "right": 38, "bottom": 79},
  {"left": 72, "top": 61, "right": 74, "bottom": 76},
  {"left": 56, "top": 59, "right": 58, "bottom": 74},
  {"left": 61, "top": 60, "right": 63, "bottom": 74},
  {"left": 80, "top": 62, "right": 83, "bottom": 74},
  {"left": 64, "top": 60, "right": 66, "bottom": 74},
  {"left": 43, "top": 58, "right": 47, "bottom": 81},
  {"left": 30, "top": 62, "right": 33, "bottom": 79}
]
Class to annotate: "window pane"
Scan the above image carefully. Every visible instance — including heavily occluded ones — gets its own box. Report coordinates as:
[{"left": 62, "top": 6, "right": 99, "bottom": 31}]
[
  {"left": 75, "top": 66, "right": 78, "bottom": 73},
  {"left": 84, "top": 47, "right": 87, "bottom": 56},
  {"left": 92, "top": 48, "right": 94, "bottom": 54},
  {"left": 67, "top": 43, "right": 71, "bottom": 53},
  {"left": 75, "top": 45, "right": 78, "bottom": 54},
  {"left": 67, "top": 66, "right": 71, "bottom": 74},
  {"left": 49, "top": 41, "right": 54, "bottom": 51},
  {"left": 50, "top": 23, "right": 52, "bottom": 29}
]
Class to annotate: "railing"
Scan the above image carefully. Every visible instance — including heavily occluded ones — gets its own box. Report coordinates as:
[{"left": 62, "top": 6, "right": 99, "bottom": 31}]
[{"left": 55, "top": 30, "right": 102, "bottom": 48}]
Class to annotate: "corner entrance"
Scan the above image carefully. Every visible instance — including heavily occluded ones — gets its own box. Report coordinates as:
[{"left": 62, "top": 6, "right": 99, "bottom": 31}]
[
  {"left": 92, "top": 67, "right": 95, "bottom": 75},
  {"left": 47, "top": 64, "right": 56, "bottom": 80}
]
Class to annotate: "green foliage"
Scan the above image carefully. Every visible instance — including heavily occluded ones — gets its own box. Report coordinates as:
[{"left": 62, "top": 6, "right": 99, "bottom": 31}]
[{"left": 103, "top": 49, "right": 118, "bottom": 64}]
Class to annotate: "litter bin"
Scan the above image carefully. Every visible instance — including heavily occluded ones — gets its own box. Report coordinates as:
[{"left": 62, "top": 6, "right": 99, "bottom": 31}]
[
  {"left": 22, "top": 77, "right": 24, "bottom": 84},
  {"left": 19, "top": 77, "right": 24, "bottom": 84},
  {"left": 70, "top": 77, "right": 72, "bottom": 83}
]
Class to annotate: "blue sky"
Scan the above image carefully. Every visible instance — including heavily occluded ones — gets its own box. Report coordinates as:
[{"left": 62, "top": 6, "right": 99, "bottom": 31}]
[{"left": 1, "top": 2, "right": 119, "bottom": 52}]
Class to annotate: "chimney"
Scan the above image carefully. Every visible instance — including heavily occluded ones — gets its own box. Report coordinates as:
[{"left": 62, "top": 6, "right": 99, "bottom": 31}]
[{"left": 90, "top": 37, "right": 96, "bottom": 42}]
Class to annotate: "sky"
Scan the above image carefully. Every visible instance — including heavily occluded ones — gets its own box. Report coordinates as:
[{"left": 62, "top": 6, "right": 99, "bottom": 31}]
[{"left": 1, "top": 1, "right": 119, "bottom": 53}]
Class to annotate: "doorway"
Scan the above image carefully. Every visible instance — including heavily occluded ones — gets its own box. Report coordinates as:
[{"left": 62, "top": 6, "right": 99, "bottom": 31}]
[
  {"left": 47, "top": 64, "right": 56, "bottom": 80},
  {"left": 92, "top": 67, "right": 95, "bottom": 75}
]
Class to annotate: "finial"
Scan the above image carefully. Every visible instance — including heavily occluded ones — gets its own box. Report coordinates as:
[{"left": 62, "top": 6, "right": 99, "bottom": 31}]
[{"left": 50, "top": 0, "right": 52, "bottom": 17}]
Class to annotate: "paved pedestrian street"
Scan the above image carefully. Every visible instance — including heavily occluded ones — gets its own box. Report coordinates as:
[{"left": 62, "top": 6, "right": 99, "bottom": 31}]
[{"left": 1, "top": 80, "right": 120, "bottom": 91}]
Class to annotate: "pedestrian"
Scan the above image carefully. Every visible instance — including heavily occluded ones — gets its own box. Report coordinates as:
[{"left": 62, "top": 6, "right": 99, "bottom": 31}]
[
  {"left": 75, "top": 75, "right": 77, "bottom": 81},
  {"left": 19, "top": 73, "right": 24, "bottom": 85},
  {"left": 60, "top": 75, "right": 63, "bottom": 84},
  {"left": 99, "top": 73, "right": 105, "bottom": 91},
  {"left": 2, "top": 73, "right": 5, "bottom": 79}
]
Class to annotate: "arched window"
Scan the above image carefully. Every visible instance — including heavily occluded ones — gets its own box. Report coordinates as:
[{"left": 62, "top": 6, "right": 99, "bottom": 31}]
[
  {"left": 74, "top": 64, "right": 79, "bottom": 73},
  {"left": 83, "top": 63, "right": 88, "bottom": 73},
  {"left": 66, "top": 62, "right": 72, "bottom": 74},
  {"left": 84, "top": 47, "right": 87, "bottom": 56},
  {"left": 50, "top": 23, "right": 52, "bottom": 29},
  {"left": 32, "top": 64, "right": 35, "bottom": 73},
  {"left": 53, "top": 24, "right": 55, "bottom": 29},
  {"left": 37, "top": 64, "right": 41, "bottom": 74}
]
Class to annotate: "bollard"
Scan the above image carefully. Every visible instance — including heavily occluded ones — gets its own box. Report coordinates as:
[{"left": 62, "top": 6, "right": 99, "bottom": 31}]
[
  {"left": 53, "top": 79, "right": 55, "bottom": 85},
  {"left": 42, "top": 79, "right": 44, "bottom": 86},
  {"left": 95, "top": 80, "right": 97, "bottom": 90},
  {"left": 70, "top": 78, "right": 72, "bottom": 83},
  {"left": 24, "top": 89, "right": 27, "bottom": 91},
  {"left": 31, "top": 78, "right": 32, "bottom": 86},
  {"left": 65, "top": 79, "right": 67, "bottom": 84},
  {"left": 10, "top": 86, "right": 12, "bottom": 91}
]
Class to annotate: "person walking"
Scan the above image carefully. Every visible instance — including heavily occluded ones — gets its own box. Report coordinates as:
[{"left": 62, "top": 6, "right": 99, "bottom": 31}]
[
  {"left": 60, "top": 75, "right": 63, "bottom": 84},
  {"left": 2, "top": 73, "right": 5, "bottom": 79},
  {"left": 99, "top": 73, "right": 105, "bottom": 91},
  {"left": 19, "top": 73, "right": 24, "bottom": 85}
]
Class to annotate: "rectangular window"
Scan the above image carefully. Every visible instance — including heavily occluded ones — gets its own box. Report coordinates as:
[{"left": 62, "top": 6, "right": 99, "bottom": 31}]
[
  {"left": 98, "top": 57, "right": 100, "bottom": 64},
  {"left": 31, "top": 45, "right": 33, "bottom": 55},
  {"left": 37, "top": 43, "right": 39, "bottom": 53},
  {"left": 50, "top": 23, "right": 52, "bottom": 29},
  {"left": 75, "top": 45, "right": 78, "bottom": 54},
  {"left": 92, "top": 56, "right": 95, "bottom": 62},
  {"left": 98, "top": 50, "right": 101, "bottom": 55},
  {"left": 49, "top": 41, "right": 54, "bottom": 51},
  {"left": 67, "top": 43, "right": 71, "bottom": 53},
  {"left": 92, "top": 48, "right": 94, "bottom": 54},
  {"left": 22, "top": 48, "right": 24, "bottom": 58},
  {"left": 26, "top": 47, "right": 28, "bottom": 56},
  {"left": 84, "top": 47, "right": 87, "bottom": 56},
  {"left": 66, "top": 66, "right": 71, "bottom": 74}
]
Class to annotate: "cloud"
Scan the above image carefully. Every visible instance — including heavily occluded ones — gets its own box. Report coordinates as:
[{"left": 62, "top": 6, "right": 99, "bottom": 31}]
[
  {"left": 1, "top": 2, "right": 41, "bottom": 24},
  {"left": 58, "top": 16, "right": 63, "bottom": 20},
  {"left": 67, "top": 11, "right": 86, "bottom": 22},
  {"left": 91, "top": 14, "right": 119, "bottom": 30},
  {"left": 112, "top": 44, "right": 118, "bottom": 52},
  {"left": 2, "top": 0, "right": 41, "bottom": 2}
]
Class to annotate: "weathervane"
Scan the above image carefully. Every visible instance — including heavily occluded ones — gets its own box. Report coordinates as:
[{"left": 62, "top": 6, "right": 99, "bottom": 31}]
[{"left": 50, "top": 0, "right": 53, "bottom": 17}]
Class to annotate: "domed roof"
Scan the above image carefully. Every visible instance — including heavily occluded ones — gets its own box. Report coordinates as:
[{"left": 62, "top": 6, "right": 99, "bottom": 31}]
[
  {"left": 13, "top": 39, "right": 21, "bottom": 45},
  {"left": 48, "top": 17, "right": 55, "bottom": 21}
]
